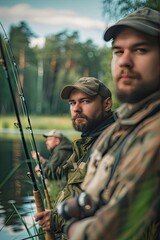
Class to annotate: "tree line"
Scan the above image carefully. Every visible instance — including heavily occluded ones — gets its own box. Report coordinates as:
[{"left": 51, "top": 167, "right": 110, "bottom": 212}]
[
  {"left": 0, "top": 21, "right": 116, "bottom": 116},
  {"left": 103, "top": 0, "right": 160, "bottom": 20},
  {"left": 1, "top": 0, "right": 158, "bottom": 116}
]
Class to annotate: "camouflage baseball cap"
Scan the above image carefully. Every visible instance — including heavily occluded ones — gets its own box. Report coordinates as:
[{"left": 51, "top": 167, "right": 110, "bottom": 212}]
[
  {"left": 104, "top": 7, "right": 160, "bottom": 41},
  {"left": 43, "top": 129, "right": 63, "bottom": 138},
  {"left": 61, "top": 77, "right": 111, "bottom": 99}
]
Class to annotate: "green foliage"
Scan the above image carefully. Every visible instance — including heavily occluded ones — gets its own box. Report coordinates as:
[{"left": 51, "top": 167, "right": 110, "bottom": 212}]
[
  {"left": 103, "top": 0, "right": 160, "bottom": 20},
  {"left": 2, "top": 121, "right": 9, "bottom": 128},
  {"left": 0, "top": 64, "right": 14, "bottom": 113},
  {"left": 0, "top": 162, "right": 23, "bottom": 189},
  {"left": 99, "top": 47, "right": 120, "bottom": 110},
  {"left": 12, "top": 203, "right": 34, "bottom": 239},
  {"left": 0, "top": 21, "right": 119, "bottom": 116}
]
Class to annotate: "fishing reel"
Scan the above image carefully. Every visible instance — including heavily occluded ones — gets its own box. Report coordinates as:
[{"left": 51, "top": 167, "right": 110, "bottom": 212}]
[{"left": 57, "top": 192, "right": 98, "bottom": 220}]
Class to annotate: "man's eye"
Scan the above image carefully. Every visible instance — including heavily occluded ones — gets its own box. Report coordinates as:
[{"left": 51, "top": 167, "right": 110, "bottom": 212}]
[
  {"left": 69, "top": 102, "right": 75, "bottom": 106},
  {"left": 135, "top": 48, "right": 147, "bottom": 54},
  {"left": 113, "top": 50, "right": 123, "bottom": 56},
  {"left": 81, "top": 99, "right": 90, "bottom": 104}
]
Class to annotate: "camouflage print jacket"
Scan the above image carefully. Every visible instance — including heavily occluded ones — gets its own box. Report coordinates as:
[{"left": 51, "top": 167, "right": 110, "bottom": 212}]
[
  {"left": 69, "top": 91, "right": 160, "bottom": 240},
  {"left": 50, "top": 114, "right": 115, "bottom": 235}
]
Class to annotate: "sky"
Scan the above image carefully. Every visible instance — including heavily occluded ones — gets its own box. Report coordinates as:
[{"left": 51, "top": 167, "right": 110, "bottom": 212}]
[{"left": 0, "top": 0, "right": 112, "bottom": 48}]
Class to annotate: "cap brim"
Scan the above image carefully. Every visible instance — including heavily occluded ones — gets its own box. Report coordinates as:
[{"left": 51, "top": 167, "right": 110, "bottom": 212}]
[
  {"left": 61, "top": 86, "right": 77, "bottom": 99},
  {"left": 43, "top": 134, "right": 49, "bottom": 137},
  {"left": 104, "top": 21, "right": 159, "bottom": 41},
  {"left": 43, "top": 133, "right": 54, "bottom": 137},
  {"left": 61, "top": 85, "right": 97, "bottom": 99}
]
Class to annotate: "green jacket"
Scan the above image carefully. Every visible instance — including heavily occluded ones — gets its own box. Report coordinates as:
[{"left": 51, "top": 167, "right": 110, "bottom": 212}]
[
  {"left": 50, "top": 114, "right": 115, "bottom": 234},
  {"left": 69, "top": 91, "right": 160, "bottom": 240},
  {"left": 42, "top": 136, "right": 72, "bottom": 180}
]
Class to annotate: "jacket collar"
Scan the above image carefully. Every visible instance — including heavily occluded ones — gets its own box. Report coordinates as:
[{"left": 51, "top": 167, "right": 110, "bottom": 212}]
[{"left": 114, "top": 91, "right": 160, "bottom": 127}]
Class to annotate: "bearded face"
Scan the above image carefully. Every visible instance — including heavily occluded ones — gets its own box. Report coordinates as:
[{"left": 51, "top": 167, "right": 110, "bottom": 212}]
[
  {"left": 72, "top": 111, "right": 106, "bottom": 133},
  {"left": 69, "top": 90, "right": 108, "bottom": 133},
  {"left": 111, "top": 28, "right": 160, "bottom": 104}
]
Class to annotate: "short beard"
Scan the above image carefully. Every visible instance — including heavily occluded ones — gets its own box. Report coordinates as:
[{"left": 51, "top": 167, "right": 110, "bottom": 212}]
[
  {"left": 72, "top": 113, "right": 106, "bottom": 133},
  {"left": 116, "top": 85, "right": 159, "bottom": 104}
]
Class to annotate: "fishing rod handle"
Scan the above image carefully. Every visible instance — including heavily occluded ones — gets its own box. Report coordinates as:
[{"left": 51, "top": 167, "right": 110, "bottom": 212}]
[
  {"left": 44, "top": 189, "right": 52, "bottom": 209},
  {"left": 33, "top": 190, "right": 45, "bottom": 212},
  {"left": 33, "top": 190, "right": 56, "bottom": 240}
]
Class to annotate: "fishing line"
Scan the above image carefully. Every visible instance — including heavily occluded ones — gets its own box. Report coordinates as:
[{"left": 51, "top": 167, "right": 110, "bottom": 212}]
[
  {"left": 0, "top": 23, "right": 52, "bottom": 209},
  {"left": 0, "top": 23, "right": 34, "bottom": 150},
  {"left": 0, "top": 22, "right": 55, "bottom": 240}
]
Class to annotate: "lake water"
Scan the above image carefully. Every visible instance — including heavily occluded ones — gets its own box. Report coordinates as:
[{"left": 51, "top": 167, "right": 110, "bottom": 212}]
[
  {"left": 0, "top": 133, "right": 49, "bottom": 240},
  {"left": 0, "top": 130, "right": 78, "bottom": 240}
]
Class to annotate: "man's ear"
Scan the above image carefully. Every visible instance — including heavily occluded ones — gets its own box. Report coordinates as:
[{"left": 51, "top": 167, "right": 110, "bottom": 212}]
[
  {"left": 55, "top": 137, "right": 61, "bottom": 145},
  {"left": 104, "top": 97, "right": 112, "bottom": 112}
]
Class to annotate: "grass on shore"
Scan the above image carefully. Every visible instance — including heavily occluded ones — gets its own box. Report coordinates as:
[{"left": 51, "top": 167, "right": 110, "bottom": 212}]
[
  {"left": 0, "top": 115, "right": 73, "bottom": 130},
  {"left": 0, "top": 115, "right": 80, "bottom": 140}
]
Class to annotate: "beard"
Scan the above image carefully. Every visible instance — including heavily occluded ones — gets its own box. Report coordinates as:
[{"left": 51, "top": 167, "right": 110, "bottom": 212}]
[
  {"left": 72, "top": 112, "right": 106, "bottom": 133},
  {"left": 113, "top": 64, "right": 160, "bottom": 104},
  {"left": 115, "top": 82, "right": 160, "bottom": 104}
]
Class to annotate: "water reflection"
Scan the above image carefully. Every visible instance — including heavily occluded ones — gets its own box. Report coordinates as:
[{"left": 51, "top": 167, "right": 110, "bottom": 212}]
[{"left": 0, "top": 135, "right": 47, "bottom": 240}]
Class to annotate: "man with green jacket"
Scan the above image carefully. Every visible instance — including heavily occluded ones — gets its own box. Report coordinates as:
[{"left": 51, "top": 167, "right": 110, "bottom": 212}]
[
  {"left": 34, "top": 77, "right": 114, "bottom": 239},
  {"left": 64, "top": 8, "right": 160, "bottom": 240},
  {"left": 31, "top": 129, "right": 72, "bottom": 180}
]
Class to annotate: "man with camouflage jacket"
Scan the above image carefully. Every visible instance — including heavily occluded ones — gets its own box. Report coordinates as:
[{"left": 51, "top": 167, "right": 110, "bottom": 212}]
[
  {"left": 63, "top": 8, "right": 160, "bottom": 240},
  {"left": 34, "top": 77, "right": 115, "bottom": 239}
]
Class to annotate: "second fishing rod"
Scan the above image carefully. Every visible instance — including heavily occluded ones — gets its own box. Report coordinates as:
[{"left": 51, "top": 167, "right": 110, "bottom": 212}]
[{"left": 0, "top": 24, "right": 55, "bottom": 240}]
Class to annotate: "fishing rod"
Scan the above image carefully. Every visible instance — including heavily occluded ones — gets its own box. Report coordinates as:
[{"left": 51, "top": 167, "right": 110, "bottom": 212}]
[
  {"left": 0, "top": 23, "right": 52, "bottom": 210},
  {"left": 0, "top": 25, "right": 55, "bottom": 240}
]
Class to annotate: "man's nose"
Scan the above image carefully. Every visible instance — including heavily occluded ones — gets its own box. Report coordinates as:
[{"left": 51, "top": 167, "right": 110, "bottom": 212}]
[
  {"left": 119, "top": 50, "right": 133, "bottom": 68},
  {"left": 73, "top": 102, "right": 82, "bottom": 112}
]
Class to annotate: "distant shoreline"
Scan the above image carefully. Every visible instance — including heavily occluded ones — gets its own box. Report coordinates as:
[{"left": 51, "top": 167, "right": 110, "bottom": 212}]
[{"left": 0, "top": 128, "right": 77, "bottom": 136}]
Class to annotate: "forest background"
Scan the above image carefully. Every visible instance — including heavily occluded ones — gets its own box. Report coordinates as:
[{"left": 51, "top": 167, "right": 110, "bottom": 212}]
[{"left": 0, "top": 0, "right": 159, "bottom": 124}]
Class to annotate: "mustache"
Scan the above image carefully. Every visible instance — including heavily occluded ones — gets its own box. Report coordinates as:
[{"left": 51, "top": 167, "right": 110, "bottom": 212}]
[
  {"left": 118, "top": 70, "right": 139, "bottom": 79},
  {"left": 72, "top": 114, "right": 88, "bottom": 121}
]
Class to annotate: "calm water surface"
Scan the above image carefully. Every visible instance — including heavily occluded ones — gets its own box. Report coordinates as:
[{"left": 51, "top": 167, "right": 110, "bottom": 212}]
[{"left": 0, "top": 133, "right": 51, "bottom": 240}]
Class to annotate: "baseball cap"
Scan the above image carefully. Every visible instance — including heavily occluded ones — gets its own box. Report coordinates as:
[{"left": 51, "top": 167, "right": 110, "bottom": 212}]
[
  {"left": 43, "top": 129, "right": 63, "bottom": 138},
  {"left": 104, "top": 7, "right": 160, "bottom": 41},
  {"left": 61, "top": 77, "right": 111, "bottom": 99}
]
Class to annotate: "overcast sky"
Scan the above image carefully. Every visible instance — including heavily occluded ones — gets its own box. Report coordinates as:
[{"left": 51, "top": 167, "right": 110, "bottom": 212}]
[{"left": 0, "top": 0, "right": 112, "bottom": 47}]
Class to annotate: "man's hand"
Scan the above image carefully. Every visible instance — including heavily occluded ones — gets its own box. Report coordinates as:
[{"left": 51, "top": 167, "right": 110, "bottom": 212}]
[
  {"left": 31, "top": 150, "right": 46, "bottom": 163},
  {"left": 34, "top": 164, "right": 41, "bottom": 177},
  {"left": 31, "top": 150, "right": 39, "bottom": 161},
  {"left": 34, "top": 210, "right": 51, "bottom": 231}
]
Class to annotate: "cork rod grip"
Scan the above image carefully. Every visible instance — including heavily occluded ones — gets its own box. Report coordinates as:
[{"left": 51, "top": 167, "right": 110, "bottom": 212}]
[
  {"left": 33, "top": 190, "right": 55, "bottom": 240},
  {"left": 44, "top": 189, "right": 52, "bottom": 209}
]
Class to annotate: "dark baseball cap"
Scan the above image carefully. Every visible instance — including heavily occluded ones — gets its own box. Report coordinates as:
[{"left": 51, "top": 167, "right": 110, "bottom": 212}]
[
  {"left": 61, "top": 77, "right": 111, "bottom": 99},
  {"left": 104, "top": 7, "right": 160, "bottom": 41}
]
